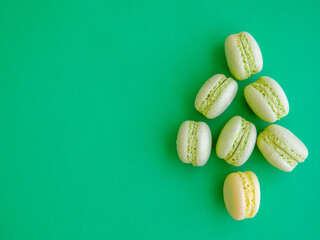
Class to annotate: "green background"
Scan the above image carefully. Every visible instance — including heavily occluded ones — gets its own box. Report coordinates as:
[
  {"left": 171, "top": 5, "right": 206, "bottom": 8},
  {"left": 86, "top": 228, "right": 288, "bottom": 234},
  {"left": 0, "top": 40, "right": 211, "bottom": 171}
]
[{"left": 0, "top": 0, "right": 319, "bottom": 239}]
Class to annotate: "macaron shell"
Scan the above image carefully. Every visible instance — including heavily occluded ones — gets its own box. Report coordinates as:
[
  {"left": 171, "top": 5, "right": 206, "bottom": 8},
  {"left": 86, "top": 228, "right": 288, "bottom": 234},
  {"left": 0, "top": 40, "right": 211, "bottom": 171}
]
[
  {"left": 195, "top": 122, "right": 212, "bottom": 166},
  {"left": 257, "top": 133, "right": 295, "bottom": 172},
  {"left": 244, "top": 84, "right": 278, "bottom": 123},
  {"left": 239, "top": 32, "right": 263, "bottom": 74},
  {"left": 195, "top": 74, "right": 226, "bottom": 111},
  {"left": 205, "top": 79, "right": 238, "bottom": 119},
  {"left": 223, "top": 172, "right": 246, "bottom": 220},
  {"left": 265, "top": 124, "right": 308, "bottom": 161},
  {"left": 259, "top": 76, "right": 289, "bottom": 115},
  {"left": 231, "top": 123, "right": 257, "bottom": 167},
  {"left": 225, "top": 34, "right": 249, "bottom": 80},
  {"left": 176, "top": 121, "right": 192, "bottom": 164},
  {"left": 216, "top": 116, "right": 243, "bottom": 159}
]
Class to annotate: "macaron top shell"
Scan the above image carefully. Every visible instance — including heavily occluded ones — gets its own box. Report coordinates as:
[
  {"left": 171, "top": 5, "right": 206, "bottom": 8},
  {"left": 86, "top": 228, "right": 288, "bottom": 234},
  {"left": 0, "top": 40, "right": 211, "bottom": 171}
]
[
  {"left": 176, "top": 121, "right": 212, "bottom": 166},
  {"left": 223, "top": 171, "right": 260, "bottom": 220},
  {"left": 223, "top": 172, "right": 246, "bottom": 219},
  {"left": 195, "top": 122, "right": 212, "bottom": 166},
  {"left": 195, "top": 74, "right": 238, "bottom": 119}
]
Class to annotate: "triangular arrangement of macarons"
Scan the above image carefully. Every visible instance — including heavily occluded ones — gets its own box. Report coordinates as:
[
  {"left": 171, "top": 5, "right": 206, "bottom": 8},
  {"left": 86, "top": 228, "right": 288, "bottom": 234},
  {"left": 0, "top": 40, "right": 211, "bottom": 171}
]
[{"left": 176, "top": 31, "right": 309, "bottom": 220}]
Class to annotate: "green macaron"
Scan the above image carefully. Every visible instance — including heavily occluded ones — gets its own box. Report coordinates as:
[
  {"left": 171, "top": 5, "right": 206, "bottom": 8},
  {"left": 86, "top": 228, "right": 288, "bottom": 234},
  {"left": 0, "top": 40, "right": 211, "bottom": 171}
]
[
  {"left": 244, "top": 76, "right": 289, "bottom": 123},
  {"left": 225, "top": 32, "right": 263, "bottom": 80},
  {"left": 176, "top": 120, "right": 212, "bottom": 166},
  {"left": 195, "top": 74, "right": 238, "bottom": 119},
  {"left": 257, "top": 124, "right": 308, "bottom": 172},
  {"left": 216, "top": 116, "right": 257, "bottom": 166}
]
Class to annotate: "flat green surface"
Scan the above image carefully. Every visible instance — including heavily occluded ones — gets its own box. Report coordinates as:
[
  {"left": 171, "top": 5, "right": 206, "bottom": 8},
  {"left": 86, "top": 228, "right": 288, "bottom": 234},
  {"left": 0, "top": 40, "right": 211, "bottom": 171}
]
[{"left": 0, "top": 0, "right": 319, "bottom": 239}]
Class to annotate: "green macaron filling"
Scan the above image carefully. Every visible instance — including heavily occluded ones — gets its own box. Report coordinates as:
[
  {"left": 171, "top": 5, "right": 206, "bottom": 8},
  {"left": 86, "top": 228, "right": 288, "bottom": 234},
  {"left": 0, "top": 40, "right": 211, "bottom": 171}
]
[
  {"left": 235, "top": 35, "right": 251, "bottom": 78},
  {"left": 260, "top": 130, "right": 301, "bottom": 167},
  {"left": 187, "top": 121, "right": 199, "bottom": 166},
  {"left": 199, "top": 77, "right": 233, "bottom": 117},
  {"left": 225, "top": 119, "right": 251, "bottom": 165},
  {"left": 238, "top": 33, "right": 257, "bottom": 74}
]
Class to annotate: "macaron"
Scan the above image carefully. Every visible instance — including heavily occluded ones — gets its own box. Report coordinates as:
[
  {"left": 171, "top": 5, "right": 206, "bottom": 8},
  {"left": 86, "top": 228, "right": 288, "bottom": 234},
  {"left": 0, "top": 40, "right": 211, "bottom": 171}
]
[
  {"left": 225, "top": 32, "right": 263, "bottom": 80},
  {"left": 176, "top": 121, "right": 212, "bottom": 166},
  {"left": 244, "top": 76, "right": 289, "bottom": 123},
  {"left": 257, "top": 124, "right": 308, "bottom": 172},
  {"left": 195, "top": 74, "right": 238, "bottom": 119},
  {"left": 216, "top": 116, "right": 257, "bottom": 166},
  {"left": 223, "top": 171, "right": 260, "bottom": 220}
]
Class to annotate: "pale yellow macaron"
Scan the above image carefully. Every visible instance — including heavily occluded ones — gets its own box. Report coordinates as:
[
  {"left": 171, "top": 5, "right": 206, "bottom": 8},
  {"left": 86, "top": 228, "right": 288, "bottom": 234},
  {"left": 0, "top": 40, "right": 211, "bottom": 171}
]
[{"left": 223, "top": 171, "right": 260, "bottom": 220}]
